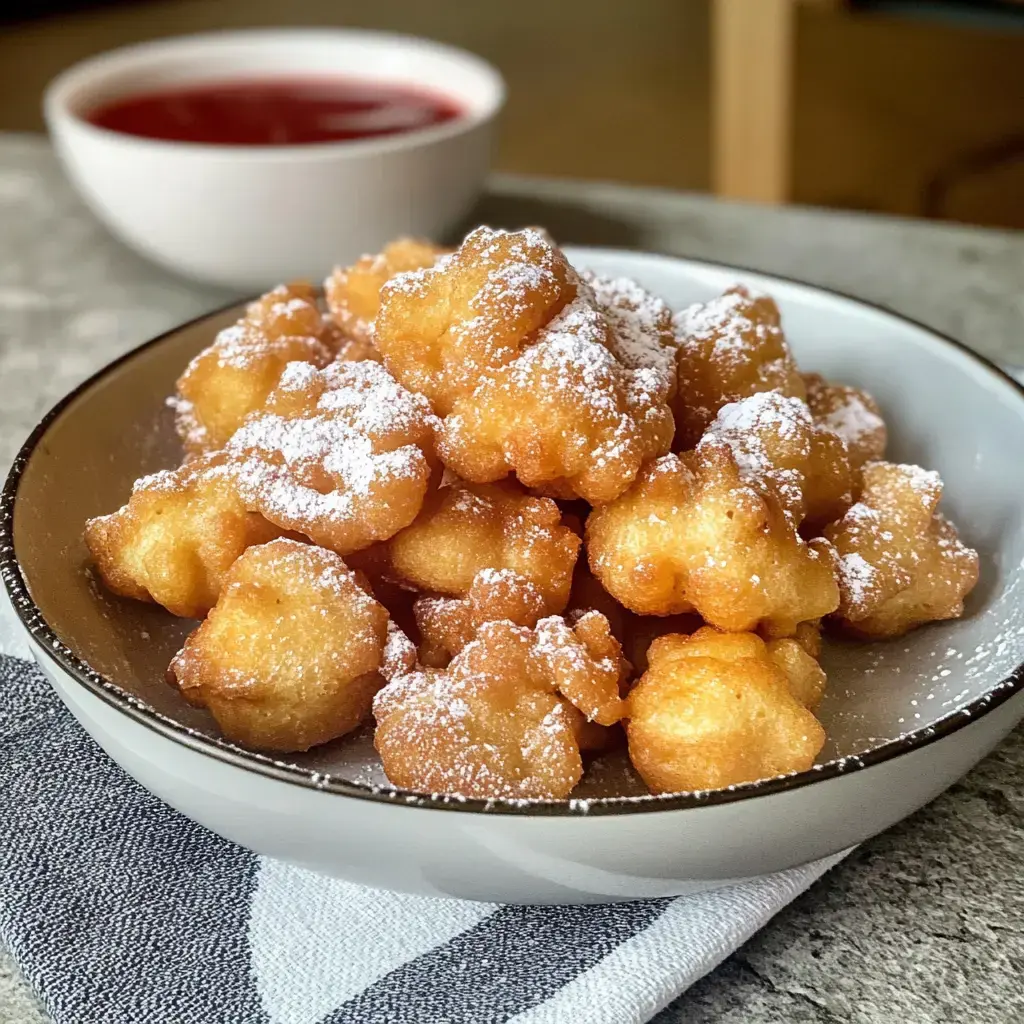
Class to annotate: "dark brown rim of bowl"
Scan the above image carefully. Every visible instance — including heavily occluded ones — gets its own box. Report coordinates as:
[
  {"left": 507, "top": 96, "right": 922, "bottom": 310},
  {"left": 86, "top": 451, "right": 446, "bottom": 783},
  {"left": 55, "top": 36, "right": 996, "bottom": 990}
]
[{"left": 3, "top": 257, "right": 1024, "bottom": 817}]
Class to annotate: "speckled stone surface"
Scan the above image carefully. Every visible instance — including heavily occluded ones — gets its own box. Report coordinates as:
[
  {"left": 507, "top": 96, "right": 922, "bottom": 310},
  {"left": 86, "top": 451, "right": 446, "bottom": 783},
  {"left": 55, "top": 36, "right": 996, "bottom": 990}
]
[{"left": 0, "top": 135, "right": 1021, "bottom": 1024}]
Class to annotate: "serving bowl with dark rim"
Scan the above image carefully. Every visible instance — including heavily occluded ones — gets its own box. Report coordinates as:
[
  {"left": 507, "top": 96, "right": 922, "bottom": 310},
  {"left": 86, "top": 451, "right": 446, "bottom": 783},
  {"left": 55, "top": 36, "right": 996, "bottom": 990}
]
[{"left": 3, "top": 247, "right": 1023, "bottom": 904}]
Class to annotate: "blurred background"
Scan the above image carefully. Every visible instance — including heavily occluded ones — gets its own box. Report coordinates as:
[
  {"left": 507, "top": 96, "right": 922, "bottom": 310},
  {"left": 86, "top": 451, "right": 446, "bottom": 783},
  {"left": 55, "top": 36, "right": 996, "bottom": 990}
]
[{"left": 2, "top": 0, "right": 1023, "bottom": 228}]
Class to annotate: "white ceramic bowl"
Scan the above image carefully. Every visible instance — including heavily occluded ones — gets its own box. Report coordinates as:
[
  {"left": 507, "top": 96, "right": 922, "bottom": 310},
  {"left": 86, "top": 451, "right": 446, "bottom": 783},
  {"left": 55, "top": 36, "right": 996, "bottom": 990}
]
[
  {"left": 4, "top": 249, "right": 1024, "bottom": 904},
  {"left": 43, "top": 29, "right": 505, "bottom": 288}
]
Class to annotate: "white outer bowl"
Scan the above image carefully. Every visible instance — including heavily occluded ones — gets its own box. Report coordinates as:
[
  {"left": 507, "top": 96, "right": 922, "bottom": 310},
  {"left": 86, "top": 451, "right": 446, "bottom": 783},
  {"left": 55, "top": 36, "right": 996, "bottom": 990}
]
[
  {"left": 43, "top": 29, "right": 505, "bottom": 288},
  {"left": 35, "top": 654, "right": 1024, "bottom": 904},
  {"left": 6, "top": 249, "right": 1024, "bottom": 904}
]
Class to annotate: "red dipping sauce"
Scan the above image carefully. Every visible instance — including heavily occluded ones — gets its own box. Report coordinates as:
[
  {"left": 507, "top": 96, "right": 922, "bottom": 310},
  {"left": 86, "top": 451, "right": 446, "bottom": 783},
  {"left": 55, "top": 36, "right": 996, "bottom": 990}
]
[{"left": 86, "top": 76, "right": 464, "bottom": 146}]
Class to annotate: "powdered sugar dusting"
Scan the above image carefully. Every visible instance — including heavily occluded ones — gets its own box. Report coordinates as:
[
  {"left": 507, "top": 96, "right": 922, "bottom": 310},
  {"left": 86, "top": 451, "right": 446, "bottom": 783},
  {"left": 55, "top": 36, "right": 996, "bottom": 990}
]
[
  {"left": 372, "top": 620, "right": 582, "bottom": 799},
  {"left": 876, "top": 461, "right": 942, "bottom": 507},
  {"left": 382, "top": 620, "right": 418, "bottom": 680},
  {"left": 500, "top": 297, "right": 668, "bottom": 460},
  {"left": 700, "top": 391, "right": 813, "bottom": 521},
  {"left": 277, "top": 359, "right": 439, "bottom": 438},
  {"left": 580, "top": 270, "right": 678, "bottom": 382},
  {"left": 232, "top": 416, "right": 421, "bottom": 498},
  {"left": 383, "top": 226, "right": 558, "bottom": 307},
  {"left": 223, "top": 360, "right": 434, "bottom": 544},
  {"left": 674, "top": 285, "right": 776, "bottom": 365},
  {"left": 473, "top": 260, "right": 558, "bottom": 320},
  {"left": 839, "top": 552, "right": 878, "bottom": 609},
  {"left": 817, "top": 391, "right": 884, "bottom": 447}
]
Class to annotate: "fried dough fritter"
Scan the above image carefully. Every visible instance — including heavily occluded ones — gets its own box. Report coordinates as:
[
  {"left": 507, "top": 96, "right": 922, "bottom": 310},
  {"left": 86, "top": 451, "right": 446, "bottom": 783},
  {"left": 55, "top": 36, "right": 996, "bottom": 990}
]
[
  {"left": 414, "top": 568, "right": 548, "bottom": 667},
  {"left": 324, "top": 238, "right": 446, "bottom": 347},
  {"left": 586, "top": 444, "right": 839, "bottom": 634},
  {"left": 225, "top": 359, "right": 438, "bottom": 555},
  {"left": 532, "top": 610, "right": 629, "bottom": 726},
  {"left": 374, "top": 613, "right": 628, "bottom": 799},
  {"left": 169, "top": 539, "right": 387, "bottom": 752},
  {"left": 328, "top": 327, "right": 384, "bottom": 365},
  {"left": 375, "top": 661, "right": 582, "bottom": 800},
  {"left": 626, "top": 627, "right": 825, "bottom": 793},
  {"left": 803, "top": 373, "right": 887, "bottom": 475},
  {"left": 375, "top": 227, "right": 675, "bottom": 503},
  {"left": 384, "top": 478, "right": 580, "bottom": 612},
  {"left": 566, "top": 562, "right": 704, "bottom": 675},
  {"left": 174, "top": 283, "right": 334, "bottom": 454},
  {"left": 672, "top": 285, "right": 805, "bottom": 450},
  {"left": 375, "top": 226, "right": 575, "bottom": 413},
  {"left": 700, "top": 390, "right": 853, "bottom": 532},
  {"left": 578, "top": 270, "right": 679, "bottom": 396},
  {"left": 824, "top": 461, "right": 979, "bottom": 639},
  {"left": 244, "top": 281, "right": 325, "bottom": 336},
  {"left": 84, "top": 452, "right": 284, "bottom": 618},
  {"left": 441, "top": 297, "right": 675, "bottom": 503},
  {"left": 766, "top": 635, "right": 827, "bottom": 710},
  {"left": 414, "top": 578, "right": 628, "bottom": 722}
]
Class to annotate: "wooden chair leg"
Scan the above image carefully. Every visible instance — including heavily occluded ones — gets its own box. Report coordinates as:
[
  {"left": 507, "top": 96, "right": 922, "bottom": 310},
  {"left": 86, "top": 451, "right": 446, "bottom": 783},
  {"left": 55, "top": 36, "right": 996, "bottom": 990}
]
[{"left": 712, "top": 0, "right": 797, "bottom": 204}]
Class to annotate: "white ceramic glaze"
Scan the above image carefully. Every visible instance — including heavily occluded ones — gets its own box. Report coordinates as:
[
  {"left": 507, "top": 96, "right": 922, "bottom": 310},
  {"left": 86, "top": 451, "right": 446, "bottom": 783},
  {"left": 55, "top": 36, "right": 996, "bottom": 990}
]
[
  {"left": 7, "top": 250, "right": 1024, "bottom": 904},
  {"left": 43, "top": 30, "right": 504, "bottom": 288},
  {"left": 35, "top": 655, "right": 1024, "bottom": 904}
]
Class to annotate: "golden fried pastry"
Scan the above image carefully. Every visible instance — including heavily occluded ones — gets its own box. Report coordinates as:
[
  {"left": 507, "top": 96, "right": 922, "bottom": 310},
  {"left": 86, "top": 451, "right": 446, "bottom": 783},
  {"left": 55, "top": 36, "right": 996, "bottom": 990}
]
[
  {"left": 414, "top": 578, "right": 628, "bottom": 716},
  {"left": 174, "top": 283, "right": 333, "bottom": 453},
  {"left": 375, "top": 676, "right": 581, "bottom": 799},
  {"left": 374, "top": 619, "right": 591, "bottom": 799},
  {"left": 578, "top": 271, "right": 679, "bottom": 395},
  {"left": 415, "top": 568, "right": 548, "bottom": 667},
  {"left": 324, "top": 238, "right": 446, "bottom": 346},
  {"left": 381, "top": 618, "right": 419, "bottom": 680},
  {"left": 700, "top": 390, "right": 853, "bottom": 531},
  {"left": 375, "top": 226, "right": 575, "bottom": 413},
  {"left": 169, "top": 539, "right": 388, "bottom": 752},
  {"left": 85, "top": 452, "right": 283, "bottom": 618},
  {"left": 385, "top": 479, "right": 581, "bottom": 612},
  {"left": 332, "top": 334, "right": 384, "bottom": 364},
  {"left": 226, "top": 359, "right": 438, "bottom": 554},
  {"left": 673, "top": 285, "right": 805, "bottom": 450},
  {"left": 376, "top": 227, "right": 675, "bottom": 503},
  {"left": 626, "top": 627, "right": 825, "bottom": 793},
  {"left": 803, "top": 373, "right": 887, "bottom": 474},
  {"left": 824, "top": 461, "right": 979, "bottom": 639},
  {"left": 766, "top": 636, "right": 827, "bottom": 709},
  {"left": 245, "top": 281, "right": 325, "bottom": 337},
  {"left": 441, "top": 296, "right": 675, "bottom": 503},
  {"left": 586, "top": 444, "right": 839, "bottom": 634},
  {"left": 533, "top": 610, "right": 629, "bottom": 725}
]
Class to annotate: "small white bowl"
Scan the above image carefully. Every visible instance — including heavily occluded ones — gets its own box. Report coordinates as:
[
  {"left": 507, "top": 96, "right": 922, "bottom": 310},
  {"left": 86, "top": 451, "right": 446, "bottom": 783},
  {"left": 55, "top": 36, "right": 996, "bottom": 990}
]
[{"left": 44, "top": 29, "right": 505, "bottom": 289}]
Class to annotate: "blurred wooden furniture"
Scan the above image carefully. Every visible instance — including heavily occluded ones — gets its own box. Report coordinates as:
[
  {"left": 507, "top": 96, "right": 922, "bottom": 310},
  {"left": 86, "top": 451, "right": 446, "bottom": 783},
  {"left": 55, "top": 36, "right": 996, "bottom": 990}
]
[
  {"left": 712, "top": 0, "right": 839, "bottom": 204},
  {"left": 712, "top": 0, "right": 1024, "bottom": 207}
]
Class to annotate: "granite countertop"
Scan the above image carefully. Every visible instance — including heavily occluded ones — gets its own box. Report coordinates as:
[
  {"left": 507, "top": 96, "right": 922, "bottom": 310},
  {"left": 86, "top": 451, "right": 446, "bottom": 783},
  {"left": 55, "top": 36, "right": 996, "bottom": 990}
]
[{"left": 0, "top": 134, "right": 1022, "bottom": 1024}]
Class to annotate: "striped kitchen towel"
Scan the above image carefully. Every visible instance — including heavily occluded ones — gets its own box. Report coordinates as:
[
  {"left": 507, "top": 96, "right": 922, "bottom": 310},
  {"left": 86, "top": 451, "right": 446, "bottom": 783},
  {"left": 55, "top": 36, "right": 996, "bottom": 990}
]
[{"left": 0, "top": 604, "right": 845, "bottom": 1024}]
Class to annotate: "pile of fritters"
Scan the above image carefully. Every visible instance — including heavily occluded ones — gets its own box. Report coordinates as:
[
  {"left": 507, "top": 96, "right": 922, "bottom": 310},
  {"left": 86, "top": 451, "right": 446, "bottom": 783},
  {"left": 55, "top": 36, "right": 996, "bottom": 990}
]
[{"left": 85, "top": 227, "right": 980, "bottom": 800}]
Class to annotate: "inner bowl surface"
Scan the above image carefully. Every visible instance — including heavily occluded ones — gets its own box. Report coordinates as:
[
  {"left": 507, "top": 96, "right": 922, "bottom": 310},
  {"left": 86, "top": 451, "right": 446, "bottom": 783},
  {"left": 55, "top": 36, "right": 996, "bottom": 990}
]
[{"left": 6, "top": 248, "right": 1024, "bottom": 814}]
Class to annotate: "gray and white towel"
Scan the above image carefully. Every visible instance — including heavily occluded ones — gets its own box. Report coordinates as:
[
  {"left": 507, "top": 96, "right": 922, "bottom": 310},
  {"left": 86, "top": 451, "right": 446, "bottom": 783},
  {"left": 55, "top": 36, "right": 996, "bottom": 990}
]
[{"left": 0, "top": 607, "right": 845, "bottom": 1024}]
